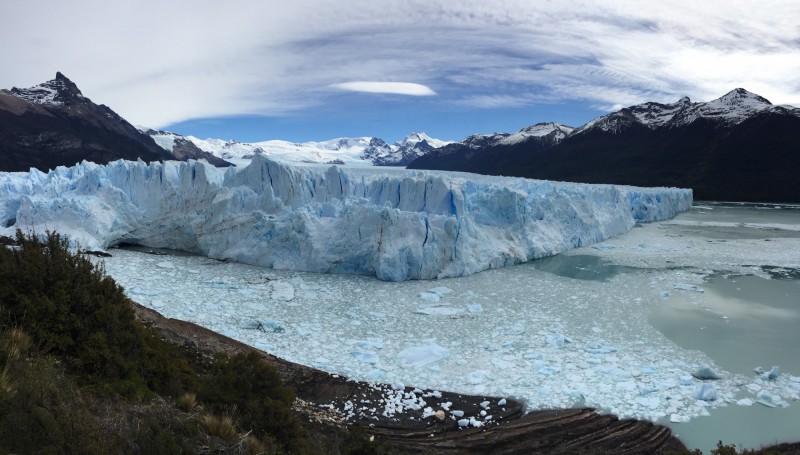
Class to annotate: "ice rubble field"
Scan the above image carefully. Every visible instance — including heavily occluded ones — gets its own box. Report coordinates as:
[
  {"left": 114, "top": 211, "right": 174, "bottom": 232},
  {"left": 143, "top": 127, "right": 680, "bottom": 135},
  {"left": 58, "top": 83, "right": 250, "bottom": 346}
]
[
  {"left": 2, "top": 158, "right": 797, "bottom": 430},
  {"left": 97, "top": 208, "right": 800, "bottom": 425},
  {"left": 0, "top": 156, "right": 690, "bottom": 281}
]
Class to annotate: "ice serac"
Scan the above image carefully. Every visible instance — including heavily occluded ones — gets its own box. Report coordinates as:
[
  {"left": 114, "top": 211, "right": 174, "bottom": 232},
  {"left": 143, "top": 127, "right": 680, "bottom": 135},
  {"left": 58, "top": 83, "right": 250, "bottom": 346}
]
[{"left": 0, "top": 156, "right": 692, "bottom": 281}]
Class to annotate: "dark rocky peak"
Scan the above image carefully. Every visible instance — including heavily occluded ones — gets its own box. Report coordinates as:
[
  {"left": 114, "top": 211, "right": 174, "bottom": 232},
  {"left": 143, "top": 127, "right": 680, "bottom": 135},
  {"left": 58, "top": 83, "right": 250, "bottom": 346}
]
[
  {"left": 368, "top": 137, "right": 389, "bottom": 147},
  {"left": 9, "top": 72, "right": 88, "bottom": 106},
  {"left": 717, "top": 87, "right": 772, "bottom": 106}
]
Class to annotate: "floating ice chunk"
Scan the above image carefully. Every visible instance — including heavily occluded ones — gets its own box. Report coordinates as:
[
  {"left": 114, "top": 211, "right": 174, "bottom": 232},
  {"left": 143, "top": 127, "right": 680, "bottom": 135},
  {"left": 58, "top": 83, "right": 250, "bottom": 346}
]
[
  {"left": 491, "top": 358, "right": 514, "bottom": 369},
  {"left": 351, "top": 351, "right": 379, "bottom": 364},
  {"left": 452, "top": 410, "right": 464, "bottom": 417},
  {"left": 428, "top": 286, "right": 453, "bottom": 296},
  {"left": 597, "top": 366, "right": 628, "bottom": 378},
  {"left": 255, "top": 320, "right": 285, "bottom": 333},
  {"left": 692, "top": 366, "right": 722, "bottom": 380},
  {"left": 417, "top": 292, "right": 441, "bottom": 303},
  {"left": 414, "top": 306, "right": 464, "bottom": 316},
  {"left": 654, "top": 379, "right": 678, "bottom": 391},
  {"left": 545, "top": 332, "right": 571, "bottom": 347},
  {"left": 533, "top": 364, "right": 561, "bottom": 376},
  {"left": 640, "top": 365, "right": 658, "bottom": 375},
  {"left": 736, "top": 398, "right": 754, "bottom": 406},
  {"left": 661, "top": 291, "right": 670, "bottom": 298},
  {"left": 756, "top": 391, "right": 789, "bottom": 408},
  {"left": 397, "top": 342, "right": 450, "bottom": 368},
  {"left": 498, "top": 398, "right": 507, "bottom": 406},
  {"left": 270, "top": 281, "right": 295, "bottom": 301},
  {"left": 616, "top": 381, "right": 637, "bottom": 392},
  {"left": 350, "top": 338, "right": 384, "bottom": 350},
  {"left": 673, "top": 283, "right": 704, "bottom": 293},
  {"left": 457, "top": 418, "right": 470, "bottom": 427},
  {"left": 364, "top": 369, "right": 386, "bottom": 382},
  {"left": 156, "top": 261, "right": 175, "bottom": 269},
  {"left": 670, "top": 414, "right": 690, "bottom": 423},
  {"left": 467, "top": 370, "right": 491, "bottom": 384},
  {"left": 584, "top": 340, "right": 617, "bottom": 354},
  {"left": 637, "top": 396, "right": 660, "bottom": 409},
  {"left": 241, "top": 320, "right": 261, "bottom": 330},
  {"left": 759, "top": 365, "right": 780, "bottom": 381},
  {"left": 693, "top": 383, "right": 718, "bottom": 401},
  {"left": 479, "top": 400, "right": 490, "bottom": 409},
  {"left": 467, "top": 304, "right": 483, "bottom": 314},
  {"left": 638, "top": 384, "right": 658, "bottom": 395}
]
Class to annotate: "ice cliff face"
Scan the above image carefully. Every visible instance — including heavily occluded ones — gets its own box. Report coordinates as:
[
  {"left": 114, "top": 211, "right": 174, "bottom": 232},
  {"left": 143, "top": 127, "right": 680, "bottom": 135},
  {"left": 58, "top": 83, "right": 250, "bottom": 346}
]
[{"left": 0, "top": 156, "right": 691, "bottom": 281}]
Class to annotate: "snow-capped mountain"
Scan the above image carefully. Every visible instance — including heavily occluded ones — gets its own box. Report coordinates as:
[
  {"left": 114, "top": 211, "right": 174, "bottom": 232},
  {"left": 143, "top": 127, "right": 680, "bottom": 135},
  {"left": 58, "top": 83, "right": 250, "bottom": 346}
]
[
  {"left": 575, "top": 88, "right": 800, "bottom": 134},
  {"left": 0, "top": 73, "right": 214, "bottom": 172},
  {"left": 499, "top": 122, "right": 576, "bottom": 145},
  {"left": 409, "top": 89, "right": 800, "bottom": 203},
  {"left": 407, "top": 122, "right": 575, "bottom": 173},
  {"left": 143, "top": 130, "right": 450, "bottom": 167},
  {"left": 8, "top": 72, "right": 88, "bottom": 106}
]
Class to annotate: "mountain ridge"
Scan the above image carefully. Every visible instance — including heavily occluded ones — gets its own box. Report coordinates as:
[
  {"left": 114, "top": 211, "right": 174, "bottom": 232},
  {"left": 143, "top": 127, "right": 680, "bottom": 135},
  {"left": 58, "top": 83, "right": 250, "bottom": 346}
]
[
  {"left": 408, "top": 89, "right": 800, "bottom": 203},
  {"left": 143, "top": 129, "right": 450, "bottom": 167},
  {"left": 0, "top": 73, "right": 230, "bottom": 172}
]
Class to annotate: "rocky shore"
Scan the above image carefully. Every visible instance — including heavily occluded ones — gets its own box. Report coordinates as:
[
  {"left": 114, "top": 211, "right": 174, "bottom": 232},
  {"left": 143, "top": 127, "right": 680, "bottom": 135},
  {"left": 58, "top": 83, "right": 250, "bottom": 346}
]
[{"left": 133, "top": 303, "right": 689, "bottom": 454}]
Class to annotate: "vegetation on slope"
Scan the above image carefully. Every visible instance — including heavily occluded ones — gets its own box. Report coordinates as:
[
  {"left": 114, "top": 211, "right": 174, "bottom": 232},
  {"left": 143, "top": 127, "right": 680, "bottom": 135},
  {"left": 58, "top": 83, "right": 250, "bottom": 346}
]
[{"left": 0, "top": 230, "right": 385, "bottom": 454}]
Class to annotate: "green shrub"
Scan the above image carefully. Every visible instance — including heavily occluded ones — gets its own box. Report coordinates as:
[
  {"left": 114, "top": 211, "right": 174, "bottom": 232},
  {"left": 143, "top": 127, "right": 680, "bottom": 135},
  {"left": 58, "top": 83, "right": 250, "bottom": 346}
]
[
  {"left": 200, "top": 351, "right": 305, "bottom": 451},
  {"left": 0, "top": 230, "right": 381, "bottom": 454}
]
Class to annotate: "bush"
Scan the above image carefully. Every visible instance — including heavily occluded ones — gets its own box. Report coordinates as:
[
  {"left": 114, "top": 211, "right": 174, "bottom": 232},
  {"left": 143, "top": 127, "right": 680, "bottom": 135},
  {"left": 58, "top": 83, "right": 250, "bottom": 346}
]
[
  {"left": 0, "top": 230, "right": 378, "bottom": 454},
  {"left": 200, "top": 351, "right": 305, "bottom": 451},
  {"left": 0, "top": 231, "right": 150, "bottom": 396}
]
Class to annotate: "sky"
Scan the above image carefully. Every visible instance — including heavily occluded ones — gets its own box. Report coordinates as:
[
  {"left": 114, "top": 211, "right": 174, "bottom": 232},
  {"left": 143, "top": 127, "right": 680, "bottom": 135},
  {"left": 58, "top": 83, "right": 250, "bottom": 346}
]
[{"left": 2, "top": 0, "right": 799, "bottom": 143}]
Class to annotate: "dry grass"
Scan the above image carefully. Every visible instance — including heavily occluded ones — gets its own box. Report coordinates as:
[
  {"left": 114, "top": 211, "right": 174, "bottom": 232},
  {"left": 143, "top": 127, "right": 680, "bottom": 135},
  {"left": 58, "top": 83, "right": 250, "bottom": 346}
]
[
  {"left": 177, "top": 392, "right": 197, "bottom": 413},
  {"left": 0, "top": 328, "right": 33, "bottom": 397},
  {"left": 201, "top": 413, "right": 237, "bottom": 440},
  {"left": 3, "top": 328, "right": 32, "bottom": 360}
]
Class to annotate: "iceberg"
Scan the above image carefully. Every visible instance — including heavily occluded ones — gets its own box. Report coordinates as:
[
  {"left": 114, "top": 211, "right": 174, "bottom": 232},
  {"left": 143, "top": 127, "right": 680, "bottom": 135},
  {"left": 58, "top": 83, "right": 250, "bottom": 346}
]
[{"left": 0, "top": 156, "right": 691, "bottom": 281}]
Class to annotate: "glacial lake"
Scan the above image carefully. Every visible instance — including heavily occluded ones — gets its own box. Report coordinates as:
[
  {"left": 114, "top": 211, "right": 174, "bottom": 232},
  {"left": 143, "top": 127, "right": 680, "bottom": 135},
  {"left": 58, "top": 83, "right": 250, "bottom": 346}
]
[{"left": 101, "top": 203, "right": 800, "bottom": 453}]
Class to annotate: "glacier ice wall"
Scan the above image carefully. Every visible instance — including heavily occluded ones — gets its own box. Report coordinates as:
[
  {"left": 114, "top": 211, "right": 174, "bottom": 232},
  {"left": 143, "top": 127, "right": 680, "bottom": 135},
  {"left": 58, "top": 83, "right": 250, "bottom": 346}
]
[{"left": 0, "top": 156, "right": 692, "bottom": 281}]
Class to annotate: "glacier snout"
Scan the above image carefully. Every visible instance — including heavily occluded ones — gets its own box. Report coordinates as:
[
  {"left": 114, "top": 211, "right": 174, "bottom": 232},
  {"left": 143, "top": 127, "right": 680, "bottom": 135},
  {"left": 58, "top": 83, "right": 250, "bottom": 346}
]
[{"left": 0, "top": 156, "right": 692, "bottom": 281}]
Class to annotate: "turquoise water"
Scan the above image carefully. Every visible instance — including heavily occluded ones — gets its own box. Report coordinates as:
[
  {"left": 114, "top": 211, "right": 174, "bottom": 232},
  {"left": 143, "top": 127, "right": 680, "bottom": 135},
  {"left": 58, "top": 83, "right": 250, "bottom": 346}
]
[{"left": 651, "top": 273, "right": 800, "bottom": 453}]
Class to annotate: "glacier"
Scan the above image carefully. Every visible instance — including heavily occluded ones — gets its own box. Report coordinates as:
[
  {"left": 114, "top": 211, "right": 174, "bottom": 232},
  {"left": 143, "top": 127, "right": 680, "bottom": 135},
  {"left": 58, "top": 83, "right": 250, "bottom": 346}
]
[{"left": 0, "top": 155, "right": 691, "bottom": 281}]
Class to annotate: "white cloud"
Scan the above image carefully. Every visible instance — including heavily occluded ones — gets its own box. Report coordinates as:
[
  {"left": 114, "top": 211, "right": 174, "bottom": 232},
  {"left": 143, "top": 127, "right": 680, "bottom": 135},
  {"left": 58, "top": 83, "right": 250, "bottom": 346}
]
[
  {"left": 330, "top": 81, "right": 436, "bottom": 96},
  {"left": 1, "top": 0, "right": 798, "bottom": 127}
]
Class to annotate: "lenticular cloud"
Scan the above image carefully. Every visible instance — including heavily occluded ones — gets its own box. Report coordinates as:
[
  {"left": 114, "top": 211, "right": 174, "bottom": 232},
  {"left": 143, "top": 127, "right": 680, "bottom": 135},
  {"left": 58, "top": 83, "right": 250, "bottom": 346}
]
[{"left": 330, "top": 81, "right": 437, "bottom": 96}]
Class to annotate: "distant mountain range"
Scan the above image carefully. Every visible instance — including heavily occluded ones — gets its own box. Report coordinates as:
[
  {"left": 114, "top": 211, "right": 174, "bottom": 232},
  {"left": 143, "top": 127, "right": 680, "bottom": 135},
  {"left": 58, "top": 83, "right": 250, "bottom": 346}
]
[
  {"left": 0, "top": 73, "right": 232, "bottom": 171},
  {"left": 0, "top": 73, "right": 448, "bottom": 172},
  {"left": 409, "top": 89, "right": 800, "bottom": 203},
  {"left": 3, "top": 74, "right": 798, "bottom": 203},
  {"left": 142, "top": 129, "right": 450, "bottom": 167}
]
